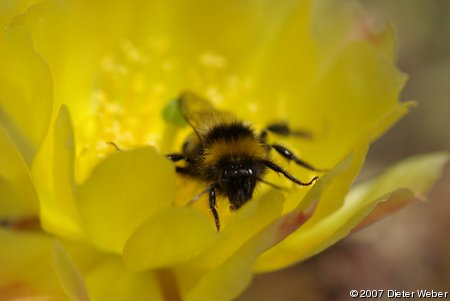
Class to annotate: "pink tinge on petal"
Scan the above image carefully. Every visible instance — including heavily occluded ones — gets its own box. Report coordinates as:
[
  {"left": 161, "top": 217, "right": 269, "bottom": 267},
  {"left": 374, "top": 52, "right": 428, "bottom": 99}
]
[
  {"left": 351, "top": 188, "right": 416, "bottom": 234},
  {"left": 277, "top": 199, "right": 318, "bottom": 241},
  {"left": 0, "top": 281, "right": 47, "bottom": 300},
  {"left": 348, "top": 13, "right": 380, "bottom": 44},
  {"left": 0, "top": 216, "right": 41, "bottom": 231}
]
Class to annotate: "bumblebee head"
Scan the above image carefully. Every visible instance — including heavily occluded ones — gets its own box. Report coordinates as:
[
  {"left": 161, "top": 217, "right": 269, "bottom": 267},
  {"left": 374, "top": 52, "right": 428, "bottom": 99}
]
[{"left": 219, "top": 162, "right": 259, "bottom": 210}]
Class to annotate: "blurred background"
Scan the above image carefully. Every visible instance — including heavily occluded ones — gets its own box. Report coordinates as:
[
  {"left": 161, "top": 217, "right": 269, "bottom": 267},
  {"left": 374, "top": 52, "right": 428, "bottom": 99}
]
[{"left": 239, "top": 1, "right": 450, "bottom": 300}]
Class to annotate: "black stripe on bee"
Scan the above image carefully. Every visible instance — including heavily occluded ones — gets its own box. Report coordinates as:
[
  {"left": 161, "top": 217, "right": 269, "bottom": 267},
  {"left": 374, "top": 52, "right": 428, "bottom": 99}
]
[{"left": 204, "top": 123, "right": 254, "bottom": 145}]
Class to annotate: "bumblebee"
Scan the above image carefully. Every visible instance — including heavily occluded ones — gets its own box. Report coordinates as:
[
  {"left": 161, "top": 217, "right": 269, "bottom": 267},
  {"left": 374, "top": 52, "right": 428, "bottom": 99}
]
[{"left": 167, "top": 92, "right": 323, "bottom": 231}]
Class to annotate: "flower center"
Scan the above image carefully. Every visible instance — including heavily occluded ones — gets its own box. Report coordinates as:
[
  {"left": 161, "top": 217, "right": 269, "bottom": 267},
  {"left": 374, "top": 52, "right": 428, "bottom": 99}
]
[{"left": 73, "top": 38, "right": 258, "bottom": 184}]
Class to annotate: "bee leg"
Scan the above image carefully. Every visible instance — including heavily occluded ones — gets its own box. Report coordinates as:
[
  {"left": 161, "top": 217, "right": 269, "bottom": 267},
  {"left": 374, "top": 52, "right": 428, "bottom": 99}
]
[
  {"left": 174, "top": 166, "right": 189, "bottom": 174},
  {"left": 260, "top": 122, "right": 312, "bottom": 143},
  {"left": 185, "top": 184, "right": 219, "bottom": 230},
  {"left": 166, "top": 153, "right": 196, "bottom": 165},
  {"left": 208, "top": 186, "right": 220, "bottom": 231},
  {"left": 187, "top": 187, "right": 211, "bottom": 205},
  {"left": 263, "top": 160, "right": 318, "bottom": 186},
  {"left": 270, "top": 144, "right": 327, "bottom": 172},
  {"left": 166, "top": 153, "right": 186, "bottom": 162}
]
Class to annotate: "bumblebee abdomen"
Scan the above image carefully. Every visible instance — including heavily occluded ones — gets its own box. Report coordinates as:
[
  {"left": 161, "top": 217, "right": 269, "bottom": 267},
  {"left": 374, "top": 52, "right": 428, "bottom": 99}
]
[
  {"left": 204, "top": 122, "right": 255, "bottom": 146},
  {"left": 203, "top": 138, "right": 267, "bottom": 171}
]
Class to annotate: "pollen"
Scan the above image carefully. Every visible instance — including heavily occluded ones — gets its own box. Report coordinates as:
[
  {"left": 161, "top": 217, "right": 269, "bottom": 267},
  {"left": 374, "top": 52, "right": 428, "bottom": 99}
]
[
  {"left": 73, "top": 36, "right": 257, "bottom": 183},
  {"left": 74, "top": 38, "right": 174, "bottom": 182},
  {"left": 198, "top": 51, "right": 228, "bottom": 69},
  {"left": 121, "top": 40, "right": 149, "bottom": 64}
]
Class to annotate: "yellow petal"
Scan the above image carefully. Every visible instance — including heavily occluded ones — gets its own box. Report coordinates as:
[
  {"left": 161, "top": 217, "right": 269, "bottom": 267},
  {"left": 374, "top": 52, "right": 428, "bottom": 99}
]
[
  {"left": 84, "top": 257, "right": 164, "bottom": 301},
  {"left": 184, "top": 238, "right": 260, "bottom": 301},
  {"left": 183, "top": 206, "right": 314, "bottom": 301},
  {"left": 0, "top": 126, "right": 39, "bottom": 218},
  {"left": 161, "top": 0, "right": 309, "bottom": 95},
  {"left": 350, "top": 152, "right": 449, "bottom": 231},
  {"left": 353, "top": 152, "right": 449, "bottom": 201},
  {"left": 33, "top": 106, "right": 84, "bottom": 240},
  {"left": 178, "top": 189, "right": 285, "bottom": 281},
  {"left": 0, "top": 0, "right": 40, "bottom": 28},
  {"left": 299, "top": 102, "right": 414, "bottom": 219},
  {"left": 209, "top": 189, "right": 285, "bottom": 265},
  {"left": 254, "top": 102, "right": 412, "bottom": 271},
  {"left": 255, "top": 151, "right": 449, "bottom": 273},
  {"left": 297, "top": 152, "right": 449, "bottom": 261},
  {"left": 254, "top": 140, "right": 369, "bottom": 272},
  {"left": 78, "top": 147, "right": 175, "bottom": 254},
  {"left": 0, "top": 229, "right": 67, "bottom": 299},
  {"left": 14, "top": 0, "right": 134, "bottom": 122},
  {"left": 52, "top": 240, "right": 89, "bottom": 301},
  {"left": 262, "top": 4, "right": 407, "bottom": 173},
  {"left": 311, "top": 0, "right": 396, "bottom": 63},
  {"left": 351, "top": 188, "right": 415, "bottom": 233},
  {"left": 16, "top": 0, "right": 314, "bottom": 128},
  {"left": 123, "top": 207, "right": 217, "bottom": 271},
  {"left": 16, "top": 0, "right": 187, "bottom": 122},
  {"left": 297, "top": 41, "right": 406, "bottom": 168},
  {"left": 251, "top": 0, "right": 317, "bottom": 121},
  {"left": 0, "top": 19, "right": 53, "bottom": 164},
  {"left": 175, "top": 190, "right": 296, "bottom": 298}
]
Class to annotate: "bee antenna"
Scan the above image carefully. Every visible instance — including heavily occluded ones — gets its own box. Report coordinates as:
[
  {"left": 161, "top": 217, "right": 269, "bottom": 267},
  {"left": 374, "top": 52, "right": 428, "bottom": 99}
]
[{"left": 106, "top": 141, "right": 122, "bottom": 152}]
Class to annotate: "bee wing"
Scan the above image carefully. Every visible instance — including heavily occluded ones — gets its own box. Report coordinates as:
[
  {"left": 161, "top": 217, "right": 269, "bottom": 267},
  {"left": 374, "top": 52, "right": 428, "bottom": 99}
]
[{"left": 178, "top": 91, "right": 236, "bottom": 141}]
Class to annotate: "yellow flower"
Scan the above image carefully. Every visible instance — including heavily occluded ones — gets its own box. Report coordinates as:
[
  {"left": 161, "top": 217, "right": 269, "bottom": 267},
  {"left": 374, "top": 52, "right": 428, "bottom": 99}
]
[{"left": 0, "top": 0, "right": 448, "bottom": 300}]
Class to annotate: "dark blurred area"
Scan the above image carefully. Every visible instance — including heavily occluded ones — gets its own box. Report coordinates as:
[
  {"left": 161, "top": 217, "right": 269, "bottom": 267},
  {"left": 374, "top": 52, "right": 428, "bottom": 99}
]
[{"left": 239, "top": 1, "right": 450, "bottom": 300}]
